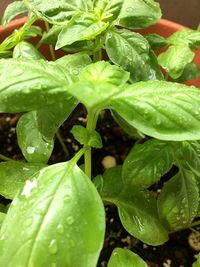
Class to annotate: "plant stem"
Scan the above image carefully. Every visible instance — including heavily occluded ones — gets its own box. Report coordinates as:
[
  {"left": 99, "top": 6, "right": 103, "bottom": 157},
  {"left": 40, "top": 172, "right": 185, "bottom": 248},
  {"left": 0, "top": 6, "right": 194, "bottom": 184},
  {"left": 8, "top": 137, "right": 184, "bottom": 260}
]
[
  {"left": 84, "top": 111, "right": 99, "bottom": 179},
  {"left": 56, "top": 130, "right": 69, "bottom": 159},
  {"left": 72, "top": 147, "right": 87, "bottom": 164},
  {"left": 0, "top": 154, "right": 13, "bottom": 161},
  {"left": 190, "top": 220, "right": 200, "bottom": 228},
  {"left": 44, "top": 21, "right": 56, "bottom": 61}
]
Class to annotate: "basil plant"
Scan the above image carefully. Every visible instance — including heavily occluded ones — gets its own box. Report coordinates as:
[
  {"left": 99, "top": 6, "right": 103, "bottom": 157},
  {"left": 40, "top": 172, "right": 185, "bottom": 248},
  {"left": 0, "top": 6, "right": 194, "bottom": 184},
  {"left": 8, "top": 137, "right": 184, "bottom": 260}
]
[{"left": 0, "top": 0, "right": 200, "bottom": 266}]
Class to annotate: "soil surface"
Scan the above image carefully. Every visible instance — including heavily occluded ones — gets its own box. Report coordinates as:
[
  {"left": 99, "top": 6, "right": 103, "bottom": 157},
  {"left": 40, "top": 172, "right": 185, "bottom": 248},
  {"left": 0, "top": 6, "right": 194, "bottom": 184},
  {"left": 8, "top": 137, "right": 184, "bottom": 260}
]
[{"left": 0, "top": 105, "right": 199, "bottom": 267}]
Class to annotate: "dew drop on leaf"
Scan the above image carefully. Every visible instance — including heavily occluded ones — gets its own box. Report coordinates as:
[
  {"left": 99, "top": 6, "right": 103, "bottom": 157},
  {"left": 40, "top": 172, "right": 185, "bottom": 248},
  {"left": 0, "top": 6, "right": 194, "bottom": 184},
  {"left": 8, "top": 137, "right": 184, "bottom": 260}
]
[
  {"left": 66, "top": 216, "right": 74, "bottom": 225},
  {"left": 48, "top": 239, "right": 58, "bottom": 255},
  {"left": 56, "top": 224, "right": 64, "bottom": 234},
  {"left": 24, "top": 217, "right": 33, "bottom": 227}
]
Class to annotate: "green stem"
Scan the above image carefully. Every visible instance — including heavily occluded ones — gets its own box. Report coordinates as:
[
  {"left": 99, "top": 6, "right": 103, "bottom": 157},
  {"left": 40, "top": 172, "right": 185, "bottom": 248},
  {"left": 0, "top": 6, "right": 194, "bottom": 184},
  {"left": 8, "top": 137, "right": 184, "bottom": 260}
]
[
  {"left": 56, "top": 130, "right": 69, "bottom": 159},
  {"left": 72, "top": 147, "right": 88, "bottom": 164},
  {"left": 84, "top": 111, "right": 99, "bottom": 179},
  {"left": 44, "top": 21, "right": 56, "bottom": 61},
  {"left": 0, "top": 154, "right": 13, "bottom": 161},
  {"left": 190, "top": 220, "right": 200, "bottom": 228}
]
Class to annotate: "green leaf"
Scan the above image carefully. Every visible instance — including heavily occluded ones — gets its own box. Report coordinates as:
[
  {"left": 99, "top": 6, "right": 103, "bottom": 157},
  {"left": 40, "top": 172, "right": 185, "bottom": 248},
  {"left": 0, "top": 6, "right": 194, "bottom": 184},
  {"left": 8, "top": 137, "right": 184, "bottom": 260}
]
[
  {"left": 145, "top": 33, "right": 167, "bottom": 50},
  {"left": 24, "top": 0, "right": 92, "bottom": 24},
  {"left": 71, "top": 125, "right": 102, "bottom": 148},
  {"left": 105, "top": 29, "right": 151, "bottom": 82},
  {"left": 66, "top": 61, "right": 129, "bottom": 109},
  {"left": 13, "top": 41, "right": 45, "bottom": 60},
  {"left": 106, "top": 29, "right": 163, "bottom": 82},
  {"left": 93, "top": 0, "right": 123, "bottom": 23},
  {"left": 0, "top": 161, "right": 45, "bottom": 199},
  {"left": 56, "top": 52, "right": 92, "bottom": 77},
  {"left": 112, "top": 111, "right": 145, "bottom": 139},
  {"left": 0, "top": 162, "right": 105, "bottom": 266},
  {"left": 40, "top": 25, "right": 94, "bottom": 52},
  {"left": 0, "top": 51, "right": 12, "bottom": 59},
  {"left": 17, "top": 98, "right": 77, "bottom": 163},
  {"left": 108, "top": 248, "right": 147, "bottom": 267},
  {"left": 79, "top": 60, "right": 129, "bottom": 85},
  {"left": 118, "top": 0, "right": 162, "bottom": 29},
  {"left": 96, "top": 166, "right": 168, "bottom": 245},
  {"left": 122, "top": 139, "right": 174, "bottom": 188},
  {"left": 193, "top": 254, "right": 200, "bottom": 267},
  {"left": 158, "top": 44, "right": 195, "bottom": 79},
  {"left": 175, "top": 141, "right": 200, "bottom": 176},
  {"left": 0, "top": 58, "right": 73, "bottom": 112},
  {"left": 110, "top": 80, "right": 200, "bottom": 141},
  {"left": 2, "top": 1, "right": 28, "bottom": 27},
  {"left": 157, "top": 169, "right": 199, "bottom": 231},
  {"left": 0, "top": 213, "right": 5, "bottom": 228},
  {"left": 56, "top": 12, "right": 108, "bottom": 49},
  {"left": 167, "top": 29, "right": 200, "bottom": 46},
  {"left": 170, "top": 62, "right": 200, "bottom": 83}
]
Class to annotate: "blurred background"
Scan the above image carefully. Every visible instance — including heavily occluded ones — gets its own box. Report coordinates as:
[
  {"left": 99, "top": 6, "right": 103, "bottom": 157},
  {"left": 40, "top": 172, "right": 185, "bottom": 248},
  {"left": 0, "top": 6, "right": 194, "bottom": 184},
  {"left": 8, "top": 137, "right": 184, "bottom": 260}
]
[{"left": 0, "top": 0, "right": 200, "bottom": 28}]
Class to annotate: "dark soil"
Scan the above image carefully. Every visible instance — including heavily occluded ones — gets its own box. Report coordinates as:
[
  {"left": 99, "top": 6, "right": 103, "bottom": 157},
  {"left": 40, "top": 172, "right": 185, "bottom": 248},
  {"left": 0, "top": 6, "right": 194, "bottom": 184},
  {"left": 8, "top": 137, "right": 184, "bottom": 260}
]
[{"left": 0, "top": 106, "right": 199, "bottom": 266}]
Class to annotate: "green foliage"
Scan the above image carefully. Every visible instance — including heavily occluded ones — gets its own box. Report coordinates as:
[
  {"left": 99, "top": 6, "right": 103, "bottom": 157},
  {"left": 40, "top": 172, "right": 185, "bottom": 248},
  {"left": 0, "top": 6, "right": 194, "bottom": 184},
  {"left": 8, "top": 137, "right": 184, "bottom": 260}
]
[
  {"left": 2, "top": 1, "right": 28, "bottom": 27},
  {"left": 108, "top": 248, "right": 148, "bottom": 267},
  {"left": 157, "top": 169, "right": 199, "bottom": 231},
  {"left": 0, "top": 161, "right": 45, "bottom": 199},
  {"left": 122, "top": 139, "right": 174, "bottom": 188},
  {"left": 0, "top": 0, "right": 200, "bottom": 266}
]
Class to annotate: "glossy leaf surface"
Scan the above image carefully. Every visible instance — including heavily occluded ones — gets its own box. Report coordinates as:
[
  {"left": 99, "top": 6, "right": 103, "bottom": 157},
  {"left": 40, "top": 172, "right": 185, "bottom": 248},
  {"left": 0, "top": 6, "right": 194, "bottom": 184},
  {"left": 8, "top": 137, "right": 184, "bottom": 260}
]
[
  {"left": 24, "top": 0, "right": 92, "bottom": 24},
  {"left": 122, "top": 139, "right": 174, "bottom": 188},
  {"left": 0, "top": 161, "right": 45, "bottom": 199},
  {"left": 158, "top": 45, "right": 195, "bottom": 79},
  {"left": 110, "top": 81, "right": 200, "bottom": 141},
  {"left": 105, "top": 29, "right": 150, "bottom": 82},
  {"left": 167, "top": 29, "right": 200, "bottom": 46},
  {"left": 108, "top": 248, "right": 147, "bottom": 267},
  {"left": 0, "top": 162, "right": 105, "bottom": 266},
  {"left": 0, "top": 58, "right": 72, "bottom": 112},
  {"left": 2, "top": 1, "right": 28, "bottom": 27},
  {"left": 66, "top": 61, "right": 129, "bottom": 109},
  {"left": 17, "top": 97, "right": 77, "bottom": 163},
  {"left": 95, "top": 166, "right": 168, "bottom": 245},
  {"left": 118, "top": 0, "right": 162, "bottom": 29},
  {"left": 13, "top": 41, "right": 45, "bottom": 60},
  {"left": 56, "top": 52, "right": 92, "bottom": 77},
  {"left": 157, "top": 169, "right": 199, "bottom": 231},
  {"left": 93, "top": 0, "right": 123, "bottom": 23},
  {"left": 56, "top": 12, "right": 108, "bottom": 49},
  {"left": 145, "top": 33, "right": 167, "bottom": 49}
]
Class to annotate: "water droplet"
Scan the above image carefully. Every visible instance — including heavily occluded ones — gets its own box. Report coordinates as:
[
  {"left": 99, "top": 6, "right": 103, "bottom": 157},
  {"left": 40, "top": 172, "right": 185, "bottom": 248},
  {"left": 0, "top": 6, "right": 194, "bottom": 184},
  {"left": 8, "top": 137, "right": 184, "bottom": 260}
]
[
  {"left": 24, "top": 217, "right": 33, "bottom": 227},
  {"left": 57, "top": 224, "right": 64, "bottom": 234},
  {"left": 21, "top": 179, "right": 37, "bottom": 198},
  {"left": 26, "top": 146, "right": 35, "bottom": 154},
  {"left": 63, "top": 194, "right": 70, "bottom": 203},
  {"left": 48, "top": 239, "right": 58, "bottom": 255},
  {"left": 66, "top": 216, "right": 74, "bottom": 225}
]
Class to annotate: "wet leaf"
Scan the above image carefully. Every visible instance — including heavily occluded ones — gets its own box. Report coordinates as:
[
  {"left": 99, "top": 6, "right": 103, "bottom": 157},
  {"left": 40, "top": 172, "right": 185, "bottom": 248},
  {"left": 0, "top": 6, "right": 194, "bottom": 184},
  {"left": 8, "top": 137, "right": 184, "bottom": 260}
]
[
  {"left": 0, "top": 58, "right": 73, "bottom": 112},
  {"left": 2, "top": 1, "right": 28, "bottom": 27},
  {"left": 110, "top": 81, "right": 200, "bottom": 141},
  {"left": 122, "top": 139, "right": 174, "bottom": 188},
  {"left": 95, "top": 166, "right": 168, "bottom": 245},
  {"left": 118, "top": 0, "right": 161, "bottom": 29},
  {"left": 157, "top": 169, "right": 199, "bottom": 231},
  {"left": 108, "top": 248, "right": 147, "bottom": 267},
  {"left": 13, "top": 41, "right": 45, "bottom": 60},
  {"left": 0, "top": 161, "right": 45, "bottom": 199},
  {"left": 0, "top": 162, "right": 105, "bottom": 266}
]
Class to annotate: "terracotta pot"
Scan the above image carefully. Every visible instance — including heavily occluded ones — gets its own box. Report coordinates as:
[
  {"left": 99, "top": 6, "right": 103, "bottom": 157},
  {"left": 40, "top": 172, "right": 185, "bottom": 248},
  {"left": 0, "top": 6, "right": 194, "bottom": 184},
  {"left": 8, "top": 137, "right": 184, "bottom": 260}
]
[{"left": 0, "top": 17, "right": 200, "bottom": 87}]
